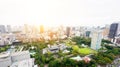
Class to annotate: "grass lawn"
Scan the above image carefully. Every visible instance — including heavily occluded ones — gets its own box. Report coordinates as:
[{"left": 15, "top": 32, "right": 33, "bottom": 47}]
[
  {"left": 78, "top": 48, "right": 96, "bottom": 55},
  {"left": 72, "top": 45, "right": 97, "bottom": 55}
]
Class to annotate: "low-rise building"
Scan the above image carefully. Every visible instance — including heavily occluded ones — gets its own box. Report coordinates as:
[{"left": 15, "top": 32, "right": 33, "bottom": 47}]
[
  {"left": 0, "top": 51, "right": 37, "bottom": 67},
  {"left": 0, "top": 36, "right": 5, "bottom": 46},
  {"left": 42, "top": 43, "right": 68, "bottom": 54},
  {"left": 70, "top": 56, "right": 83, "bottom": 61}
]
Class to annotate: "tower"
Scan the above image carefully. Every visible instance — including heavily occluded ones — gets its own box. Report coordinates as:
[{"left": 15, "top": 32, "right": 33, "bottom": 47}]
[
  {"left": 0, "top": 25, "right": 6, "bottom": 33},
  {"left": 91, "top": 30, "right": 102, "bottom": 50},
  {"left": 66, "top": 27, "right": 71, "bottom": 37},
  {"left": 40, "top": 25, "right": 44, "bottom": 33}
]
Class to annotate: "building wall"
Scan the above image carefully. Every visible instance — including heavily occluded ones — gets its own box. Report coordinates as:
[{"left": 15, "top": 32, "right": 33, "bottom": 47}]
[
  {"left": 0, "top": 25, "right": 6, "bottom": 33},
  {"left": 11, "top": 51, "right": 30, "bottom": 62},
  {"left": 0, "top": 57, "right": 12, "bottom": 67},
  {"left": 0, "top": 51, "right": 34, "bottom": 67},
  {"left": 10, "top": 58, "right": 34, "bottom": 67},
  {"left": 91, "top": 31, "right": 102, "bottom": 50},
  {"left": 6, "top": 25, "right": 11, "bottom": 33},
  {"left": 108, "top": 23, "right": 118, "bottom": 38},
  {"left": 66, "top": 27, "right": 71, "bottom": 37},
  {"left": 117, "top": 23, "right": 120, "bottom": 35},
  {"left": 40, "top": 25, "right": 44, "bottom": 33},
  {"left": 0, "top": 36, "right": 5, "bottom": 46},
  {"left": 86, "top": 31, "right": 91, "bottom": 37}
]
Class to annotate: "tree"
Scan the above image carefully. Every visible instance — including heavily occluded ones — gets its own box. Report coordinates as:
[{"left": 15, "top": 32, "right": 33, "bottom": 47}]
[
  {"left": 34, "top": 53, "right": 40, "bottom": 65},
  {"left": 40, "top": 63, "right": 44, "bottom": 67},
  {"left": 72, "top": 45, "right": 79, "bottom": 53},
  {"left": 77, "top": 61, "right": 84, "bottom": 67},
  {"left": 45, "top": 56, "right": 55, "bottom": 63},
  {"left": 92, "top": 52, "right": 113, "bottom": 65},
  {"left": 105, "top": 45, "right": 113, "bottom": 50},
  {"left": 72, "top": 36, "right": 91, "bottom": 46},
  {"left": 49, "top": 59, "right": 61, "bottom": 67},
  {"left": 102, "top": 39, "right": 112, "bottom": 44},
  {"left": 103, "top": 57, "right": 112, "bottom": 64},
  {"left": 40, "top": 55, "right": 46, "bottom": 63}
]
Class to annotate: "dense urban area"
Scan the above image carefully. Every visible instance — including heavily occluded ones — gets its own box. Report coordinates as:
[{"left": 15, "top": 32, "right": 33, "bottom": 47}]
[{"left": 0, "top": 23, "right": 120, "bottom": 67}]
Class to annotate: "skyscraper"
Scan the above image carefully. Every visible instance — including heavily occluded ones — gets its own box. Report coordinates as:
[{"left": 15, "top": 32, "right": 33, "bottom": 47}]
[
  {"left": 40, "top": 25, "right": 44, "bottom": 33},
  {"left": 6, "top": 25, "right": 11, "bottom": 33},
  {"left": 108, "top": 23, "right": 118, "bottom": 39},
  {"left": 91, "top": 30, "right": 102, "bottom": 50},
  {"left": 0, "top": 25, "right": 6, "bottom": 33},
  {"left": 86, "top": 31, "right": 91, "bottom": 37},
  {"left": 101, "top": 26, "right": 109, "bottom": 39},
  {"left": 23, "top": 24, "right": 29, "bottom": 33},
  {"left": 66, "top": 27, "right": 71, "bottom": 37},
  {"left": 117, "top": 23, "right": 120, "bottom": 36}
]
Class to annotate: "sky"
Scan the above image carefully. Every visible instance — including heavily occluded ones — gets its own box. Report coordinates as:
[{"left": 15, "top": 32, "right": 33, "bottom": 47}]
[{"left": 0, "top": 0, "right": 120, "bottom": 27}]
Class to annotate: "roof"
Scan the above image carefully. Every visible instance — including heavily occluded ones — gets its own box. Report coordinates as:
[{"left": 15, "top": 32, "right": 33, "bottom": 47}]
[
  {"left": 70, "top": 56, "right": 83, "bottom": 61},
  {"left": 0, "top": 52, "right": 10, "bottom": 58},
  {"left": 11, "top": 51, "right": 29, "bottom": 56}
]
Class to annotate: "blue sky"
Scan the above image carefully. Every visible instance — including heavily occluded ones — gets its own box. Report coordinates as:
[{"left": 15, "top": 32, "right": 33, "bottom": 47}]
[{"left": 0, "top": 0, "right": 120, "bottom": 26}]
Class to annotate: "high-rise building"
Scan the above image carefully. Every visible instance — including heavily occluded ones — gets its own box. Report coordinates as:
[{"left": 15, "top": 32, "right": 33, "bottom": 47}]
[
  {"left": 108, "top": 22, "right": 120, "bottom": 43},
  {"left": 0, "top": 25, "right": 6, "bottom": 33},
  {"left": 108, "top": 23, "right": 119, "bottom": 39},
  {"left": 6, "top": 25, "right": 11, "bottom": 33},
  {"left": 102, "top": 25, "right": 110, "bottom": 39},
  {"left": 117, "top": 23, "right": 120, "bottom": 35},
  {"left": 24, "top": 24, "right": 29, "bottom": 33},
  {"left": 85, "top": 31, "right": 91, "bottom": 37},
  {"left": 40, "top": 25, "right": 44, "bottom": 33},
  {"left": 66, "top": 27, "right": 71, "bottom": 37},
  {"left": 91, "top": 31, "right": 102, "bottom": 50}
]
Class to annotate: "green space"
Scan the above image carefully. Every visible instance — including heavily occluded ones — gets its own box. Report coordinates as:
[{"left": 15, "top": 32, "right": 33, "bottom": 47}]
[
  {"left": 0, "top": 45, "right": 10, "bottom": 53},
  {"left": 79, "top": 48, "right": 96, "bottom": 55},
  {"left": 72, "top": 45, "right": 96, "bottom": 55},
  {"left": 1, "top": 36, "right": 120, "bottom": 67}
]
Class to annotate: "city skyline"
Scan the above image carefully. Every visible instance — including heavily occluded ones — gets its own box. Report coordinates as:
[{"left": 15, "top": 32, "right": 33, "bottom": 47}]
[
  {"left": 0, "top": 0, "right": 120, "bottom": 67},
  {"left": 0, "top": 0, "right": 120, "bottom": 27}
]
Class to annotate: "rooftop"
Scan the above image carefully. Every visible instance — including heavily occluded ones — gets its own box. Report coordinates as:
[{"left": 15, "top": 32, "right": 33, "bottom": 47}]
[
  {"left": 0, "top": 52, "right": 10, "bottom": 58},
  {"left": 11, "top": 51, "right": 29, "bottom": 56}
]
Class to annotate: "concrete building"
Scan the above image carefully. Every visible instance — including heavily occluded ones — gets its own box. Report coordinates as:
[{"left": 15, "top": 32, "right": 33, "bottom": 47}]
[
  {"left": 116, "top": 23, "right": 120, "bottom": 36},
  {"left": 108, "top": 23, "right": 119, "bottom": 39},
  {"left": 0, "top": 36, "right": 5, "bottom": 46},
  {"left": 108, "top": 23, "right": 120, "bottom": 43},
  {"left": 70, "top": 56, "right": 83, "bottom": 61},
  {"left": 91, "top": 30, "right": 102, "bottom": 50},
  {"left": 114, "top": 35, "right": 120, "bottom": 46},
  {"left": 85, "top": 31, "right": 91, "bottom": 37},
  {"left": 0, "top": 25, "right": 6, "bottom": 33},
  {"left": 0, "top": 51, "right": 36, "bottom": 67},
  {"left": 115, "top": 37, "right": 120, "bottom": 46},
  {"left": 0, "top": 34, "right": 17, "bottom": 46},
  {"left": 42, "top": 43, "right": 68, "bottom": 54},
  {"left": 5, "top": 34, "right": 16, "bottom": 45},
  {"left": 0, "top": 52, "right": 11, "bottom": 67},
  {"left": 74, "top": 31, "right": 80, "bottom": 36},
  {"left": 66, "top": 27, "right": 71, "bottom": 37},
  {"left": 6, "top": 25, "right": 11, "bottom": 33},
  {"left": 102, "top": 25, "right": 110, "bottom": 39},
  {"left": 40, "top": 25, "right": 44, "bottom": 33}
]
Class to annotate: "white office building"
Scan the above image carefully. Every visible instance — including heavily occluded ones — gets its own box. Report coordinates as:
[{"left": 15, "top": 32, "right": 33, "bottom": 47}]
[
  {"left": 91, "top": 30, "right": 102, "bottom": 50},
  {"left": 0, "top": 51, "right": 37, "bottom": 67}
]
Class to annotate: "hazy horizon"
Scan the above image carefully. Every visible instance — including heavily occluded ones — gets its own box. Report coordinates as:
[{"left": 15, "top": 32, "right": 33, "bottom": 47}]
[{"left": 0, "top": 0, "right": 120, "bottom": 27}]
